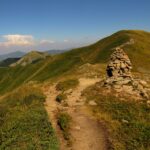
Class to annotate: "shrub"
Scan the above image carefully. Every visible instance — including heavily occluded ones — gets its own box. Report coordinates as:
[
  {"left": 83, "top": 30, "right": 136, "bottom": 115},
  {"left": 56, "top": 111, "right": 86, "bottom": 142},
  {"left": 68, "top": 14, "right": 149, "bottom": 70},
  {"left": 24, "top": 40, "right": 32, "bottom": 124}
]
[
  {"left": 56, "top": 79, "right": 79, "bottom": 91},
  {"left": 56, "top": 93, "right": 67, "bottom": 103},
  {"left": 57, "top": 112, "right": 71, "bottom": 140}
]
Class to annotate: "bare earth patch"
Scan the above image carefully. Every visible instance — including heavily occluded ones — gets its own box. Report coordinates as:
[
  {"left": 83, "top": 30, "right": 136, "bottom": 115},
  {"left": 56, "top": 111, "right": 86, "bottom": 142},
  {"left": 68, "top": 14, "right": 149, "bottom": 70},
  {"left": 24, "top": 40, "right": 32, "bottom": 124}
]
[{"left": 70, "top": 107, "right": 108, "bottom": 150}]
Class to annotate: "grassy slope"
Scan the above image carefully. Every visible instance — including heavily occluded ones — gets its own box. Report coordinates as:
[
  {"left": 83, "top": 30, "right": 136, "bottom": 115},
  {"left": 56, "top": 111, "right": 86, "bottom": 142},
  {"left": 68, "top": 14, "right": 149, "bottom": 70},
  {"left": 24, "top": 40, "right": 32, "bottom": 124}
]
[
  {"left": 0, "top": 30, "right": 150, "bottom": 94},
  {"left": 83, "top": 86, "right": 150, "bottom": 150},
  {"left": 0, "top": 84, "right": 59, "bottom": 150}
]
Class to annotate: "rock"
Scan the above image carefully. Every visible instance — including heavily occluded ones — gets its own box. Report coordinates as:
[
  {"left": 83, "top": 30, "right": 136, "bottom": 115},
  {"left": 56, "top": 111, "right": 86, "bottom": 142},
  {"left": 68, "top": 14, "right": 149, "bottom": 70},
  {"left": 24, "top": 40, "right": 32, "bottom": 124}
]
[
  {"left": 88, "top": 101, "right": 97, "bottom": 106},
  {"left": 103, "top": 47, "right": 150, "bottom": 100},
  {"left": 121, "top": 119, "right": 129, "bottom": 124},
  {"left": 140, "top": 90, "right": 149, "bottom": 100},
  {"left": 65, "top": 89, "right": 73, "bottom": 94},
  {"left": 112, "top": 84, "right": 121, "bottom": 89},
  {"left": 137, "top": 84, "right": 144, "bottom": 91},
  {"left": 106, "top": 48, "right": 132, "bottom": 79},
  {"left": 115, "top": 79, "right": 131, "bottom": 85},
  {"left": 105, "top": 47, "right": 133, "bottom": 88},
  {"left": 120, "top": 62, "right": 126, "bottom": 69},
  {"left": 139, "top": 80, "right": 148, "bottom": 87},
  {"left": 74, "top": 126, "right": 81, "bottom": 130},
  {"left": 122, "top": 85, "right": 133, "bottom": 93},
  {"left": 75, "top": 102, "right": 85, "bottom": 106},
  {"left": 147, "top": 100, "right": 150, "bottom": 106}
]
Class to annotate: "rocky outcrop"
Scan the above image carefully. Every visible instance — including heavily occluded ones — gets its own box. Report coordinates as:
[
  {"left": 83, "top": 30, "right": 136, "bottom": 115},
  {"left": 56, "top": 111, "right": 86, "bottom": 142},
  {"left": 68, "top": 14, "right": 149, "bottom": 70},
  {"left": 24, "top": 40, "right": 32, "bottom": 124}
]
[{"left": 103, "top": 47, "right": 150, "bottom": 101}]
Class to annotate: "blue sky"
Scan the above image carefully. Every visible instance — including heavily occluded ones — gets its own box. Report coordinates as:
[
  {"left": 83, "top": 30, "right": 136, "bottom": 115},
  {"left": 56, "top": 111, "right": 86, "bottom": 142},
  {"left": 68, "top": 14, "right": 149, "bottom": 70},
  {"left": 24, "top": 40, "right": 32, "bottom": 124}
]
[{"left": 0, "top": 0, "right": 150, "bottom": 54}]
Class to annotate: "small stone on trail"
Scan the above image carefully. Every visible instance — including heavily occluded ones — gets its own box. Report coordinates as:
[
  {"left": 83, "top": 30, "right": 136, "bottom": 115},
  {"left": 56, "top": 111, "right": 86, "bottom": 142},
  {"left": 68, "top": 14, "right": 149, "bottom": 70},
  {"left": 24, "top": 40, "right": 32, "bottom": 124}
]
[
  {"left": 89, "top": 101, "right": 97, "bottom": 106},
  {"left": 74, "top": 126, "right": 81, "bottom": 130},
  {"left": 121, "top": 119, "right": 129, "bottom": 124}
]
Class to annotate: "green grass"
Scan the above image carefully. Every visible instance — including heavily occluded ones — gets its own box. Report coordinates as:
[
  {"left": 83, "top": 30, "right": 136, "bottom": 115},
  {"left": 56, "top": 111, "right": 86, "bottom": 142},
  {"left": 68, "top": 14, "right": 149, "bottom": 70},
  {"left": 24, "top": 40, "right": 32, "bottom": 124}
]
[
  {"left": 0, "top": 84, "right": 59, "bottom": 150},
  {"left": 57, "top": 112, "right": 71, "bottom": 141},
  {"left": 1, "top": 30, "right": 150, "bottom": 95},
  {"left": 83, "top": 86, "right": 150, "bottom": 150},
  {"left": 56, "top": 79, "right": 79, "bottom": 91}
]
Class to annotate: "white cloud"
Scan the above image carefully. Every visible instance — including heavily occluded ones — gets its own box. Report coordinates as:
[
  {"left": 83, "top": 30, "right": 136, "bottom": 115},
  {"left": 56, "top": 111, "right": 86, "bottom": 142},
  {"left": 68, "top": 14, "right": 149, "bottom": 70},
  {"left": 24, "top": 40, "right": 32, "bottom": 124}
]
[
  {"left": 0, "top": 34, "right": 99, "bottom": 55},
  {"left": 0, "top": 34, "right": 34, "bottom": 47},
  {"left": 64, "top": 39, "right": 69, "bottom": 42},
  {"left": 40, "top": 39, "right": 55, "bottom": 44}
]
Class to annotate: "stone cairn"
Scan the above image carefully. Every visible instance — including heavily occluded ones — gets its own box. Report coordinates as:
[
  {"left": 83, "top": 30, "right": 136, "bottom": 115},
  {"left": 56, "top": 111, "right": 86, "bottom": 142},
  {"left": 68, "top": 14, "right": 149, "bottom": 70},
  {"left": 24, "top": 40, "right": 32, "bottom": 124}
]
[
  {"left": 103, "top": 47, "right": 150, "bottom": 101},
  {"left": 105, "top": 47, "right": 132, "bottom": 85}
]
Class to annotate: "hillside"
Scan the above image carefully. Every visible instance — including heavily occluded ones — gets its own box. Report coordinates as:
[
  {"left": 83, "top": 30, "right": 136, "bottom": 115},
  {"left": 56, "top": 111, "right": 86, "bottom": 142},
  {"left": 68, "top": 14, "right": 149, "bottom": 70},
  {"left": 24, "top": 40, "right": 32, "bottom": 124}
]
[
  {"left": 62, "top": 30, "right": 150, "bottom": 72},
  {"left": 0, "top": 30, "right": 150, "bottom": 94},
  {"left": 10, "top": 51, "right": 49, "bottom": 67}
]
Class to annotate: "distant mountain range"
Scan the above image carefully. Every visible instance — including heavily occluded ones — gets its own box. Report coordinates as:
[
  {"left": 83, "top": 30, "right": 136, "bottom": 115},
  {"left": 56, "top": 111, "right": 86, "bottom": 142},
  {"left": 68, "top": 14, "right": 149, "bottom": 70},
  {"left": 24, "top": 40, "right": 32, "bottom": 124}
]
[
  {"left": 0, "top": 58, "right": 20, "bottom": 67},
  {"left": 0, "top": 51, "right": 25, "bottom": 61},
  {"left": 10, "top": 51, "right": 49, "bottom": 67},
  {"left": 0, "top": 50, "right": 68, "bottom": 62}
]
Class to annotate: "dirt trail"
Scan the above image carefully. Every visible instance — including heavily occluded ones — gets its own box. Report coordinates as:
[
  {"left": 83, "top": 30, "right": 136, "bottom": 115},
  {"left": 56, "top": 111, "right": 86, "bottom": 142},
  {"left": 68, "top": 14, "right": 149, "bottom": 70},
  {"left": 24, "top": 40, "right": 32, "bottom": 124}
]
[
  {"left": 43, "top": 78, "right": 108, "bottom": 150},
  {"left": 43, "top": 85, "right": 68, "bottom": 149},
  {"left": 70, "top": 108, "right": 107, "bottom": 150}
]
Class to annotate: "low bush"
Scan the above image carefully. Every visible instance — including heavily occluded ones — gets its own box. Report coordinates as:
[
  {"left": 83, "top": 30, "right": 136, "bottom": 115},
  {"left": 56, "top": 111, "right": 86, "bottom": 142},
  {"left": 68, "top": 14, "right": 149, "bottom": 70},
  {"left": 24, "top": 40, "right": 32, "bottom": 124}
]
[
  {"left": 56, "top": 79, "right": 79, "bottom": 91},
  {"left": 56, "top": 93, "right": 67, "bottom": 103},
  {"left": 57, "top": 112, "right": 71, "bottom": 140}
]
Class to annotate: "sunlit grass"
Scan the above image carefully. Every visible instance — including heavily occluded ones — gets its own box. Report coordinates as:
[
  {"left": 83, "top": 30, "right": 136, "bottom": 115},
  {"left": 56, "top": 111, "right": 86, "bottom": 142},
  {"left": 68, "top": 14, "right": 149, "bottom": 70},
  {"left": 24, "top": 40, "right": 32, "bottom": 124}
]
[
  {"left": 0, "top": 84, "right": 59, "bottom": 150},
  {"left": 83, "top": 85, "right": 150, "bottom": 150}
]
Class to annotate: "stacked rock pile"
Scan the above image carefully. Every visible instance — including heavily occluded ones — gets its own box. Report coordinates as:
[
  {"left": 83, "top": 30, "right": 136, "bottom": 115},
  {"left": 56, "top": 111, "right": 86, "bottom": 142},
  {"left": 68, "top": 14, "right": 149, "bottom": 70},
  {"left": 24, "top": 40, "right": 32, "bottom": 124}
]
[
  {"left": 107, "top": 47, "right": 132, "bottom": 79},
  {"left": 103, "top": 47, "right": 150, "bottom": 101}
]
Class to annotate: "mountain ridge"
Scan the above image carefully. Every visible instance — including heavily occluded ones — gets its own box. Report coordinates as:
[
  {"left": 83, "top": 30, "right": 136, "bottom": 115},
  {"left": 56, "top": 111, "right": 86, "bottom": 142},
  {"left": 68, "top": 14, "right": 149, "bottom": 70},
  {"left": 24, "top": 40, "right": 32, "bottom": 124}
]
[
  {"left": 10, "top": 51, "right": 49, "bottom": 67},
  {"left": 0, "top": 49, "right": 69, "bottom": 62}
]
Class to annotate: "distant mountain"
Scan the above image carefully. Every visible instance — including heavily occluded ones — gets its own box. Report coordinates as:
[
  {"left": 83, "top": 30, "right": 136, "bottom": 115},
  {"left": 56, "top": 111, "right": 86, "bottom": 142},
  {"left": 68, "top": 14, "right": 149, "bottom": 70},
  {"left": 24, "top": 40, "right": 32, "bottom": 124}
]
[
  {"left": 46, "top": 49, "right": 69, "bottom": 55},
  {"left": 10, "top": 51, "right": 49, "bottom": 67},
  {"left": 0, "top": 50, "right": 68, "bottom": 61},
  {"left": 0, "top": 51, "right": 25, "bottom": 61},
  {"left": 0, "top": 58, "right": 20, "bottom": 67}
]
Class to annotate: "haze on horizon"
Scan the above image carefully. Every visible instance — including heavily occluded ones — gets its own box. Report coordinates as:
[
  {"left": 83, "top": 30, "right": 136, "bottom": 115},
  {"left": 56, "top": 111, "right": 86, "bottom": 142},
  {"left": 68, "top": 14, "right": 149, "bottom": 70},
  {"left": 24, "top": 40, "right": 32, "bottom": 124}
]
[{"left": 0, "top": 0, "right": 150, "bottom": 54}]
